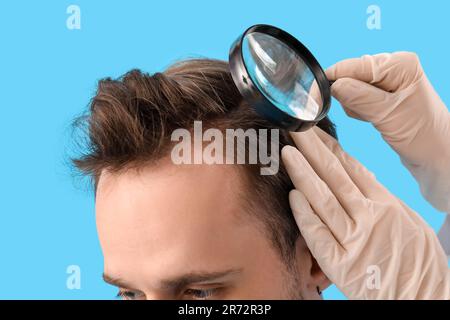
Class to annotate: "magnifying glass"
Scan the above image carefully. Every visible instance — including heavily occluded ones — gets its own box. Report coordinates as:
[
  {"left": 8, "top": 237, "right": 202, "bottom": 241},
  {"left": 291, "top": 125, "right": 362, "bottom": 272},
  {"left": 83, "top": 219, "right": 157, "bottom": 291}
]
[{"left": 229, "top": 24, "right": 331, "bottom": 132}]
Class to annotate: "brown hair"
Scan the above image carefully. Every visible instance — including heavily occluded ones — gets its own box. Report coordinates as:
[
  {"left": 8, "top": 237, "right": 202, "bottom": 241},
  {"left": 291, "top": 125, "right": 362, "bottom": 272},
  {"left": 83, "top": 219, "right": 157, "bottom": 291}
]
[{"left": 72, "top": 58, "right": 337, "bottom": 264}]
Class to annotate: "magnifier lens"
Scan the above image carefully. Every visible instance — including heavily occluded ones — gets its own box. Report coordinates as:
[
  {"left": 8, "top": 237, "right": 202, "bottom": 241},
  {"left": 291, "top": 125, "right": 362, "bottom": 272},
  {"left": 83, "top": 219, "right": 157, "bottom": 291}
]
[{"left": 242, "top": 32, "right": 323, "bottom": 121}]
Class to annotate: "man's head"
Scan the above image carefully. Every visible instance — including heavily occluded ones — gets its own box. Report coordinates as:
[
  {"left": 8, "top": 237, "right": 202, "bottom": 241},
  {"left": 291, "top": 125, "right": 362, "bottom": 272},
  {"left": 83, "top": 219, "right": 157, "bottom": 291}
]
[{"left": 73, "top": 59, "right": 335, "bottom": 299}]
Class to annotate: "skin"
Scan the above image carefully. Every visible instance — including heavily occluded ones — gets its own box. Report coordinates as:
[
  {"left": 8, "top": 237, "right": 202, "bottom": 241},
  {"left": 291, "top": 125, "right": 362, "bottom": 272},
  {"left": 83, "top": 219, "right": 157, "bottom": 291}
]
[{"left": 96, "top": 157, "right": 329, "bottom": 300}]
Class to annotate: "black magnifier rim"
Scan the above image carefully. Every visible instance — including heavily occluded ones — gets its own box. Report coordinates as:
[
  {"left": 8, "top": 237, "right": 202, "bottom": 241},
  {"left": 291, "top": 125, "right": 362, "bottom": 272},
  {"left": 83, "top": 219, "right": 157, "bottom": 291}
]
[{"left": 229, "top": 24, "right": 331, "bottom": 132}]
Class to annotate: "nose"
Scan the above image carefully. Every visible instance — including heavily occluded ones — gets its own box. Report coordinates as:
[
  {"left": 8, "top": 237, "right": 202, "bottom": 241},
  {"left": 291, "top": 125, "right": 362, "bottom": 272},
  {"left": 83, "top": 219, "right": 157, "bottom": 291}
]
[{"left": 143, "top": 291, "right": 173, "bottom": 300}]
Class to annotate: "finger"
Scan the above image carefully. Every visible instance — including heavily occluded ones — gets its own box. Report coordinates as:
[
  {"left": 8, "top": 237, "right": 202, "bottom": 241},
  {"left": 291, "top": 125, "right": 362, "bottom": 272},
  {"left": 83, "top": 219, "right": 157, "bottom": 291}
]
[
  {"left": 289, "top": 189, "right": 345, "bottom": 261},
  {"left": 331, "top": 78, "right": 393, "bottom": 125},
  {"left": 282, "top": 145, "right": 355, "bottom": 244},
  {"left": 326, "top": 52, "right": 422, "bottom": 92},
  {"left": 289, "top": 130, "right": 368, "bottom": 223},
  {"left": 326, "top": 56, "right": 373, "bottom": 82},
  {"left": 312, "top": 126, "right": 391, "bottom": 202}
]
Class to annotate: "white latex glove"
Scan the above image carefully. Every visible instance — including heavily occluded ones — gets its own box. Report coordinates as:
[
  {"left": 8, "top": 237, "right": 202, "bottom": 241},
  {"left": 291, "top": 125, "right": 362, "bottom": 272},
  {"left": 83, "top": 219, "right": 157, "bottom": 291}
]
[
  {"left": 282, "top": 127, "right": 450, "bottom": 299},
  {"left": 326, "top": 52, "right": 450, "bottom": 215}
]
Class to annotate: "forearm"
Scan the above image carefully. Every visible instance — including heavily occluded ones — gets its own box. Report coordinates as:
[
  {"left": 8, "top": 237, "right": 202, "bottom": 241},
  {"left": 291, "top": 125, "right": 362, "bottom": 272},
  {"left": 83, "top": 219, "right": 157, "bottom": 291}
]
[{"left": 397, "top": 77, "right": 450, "bottom": 213}]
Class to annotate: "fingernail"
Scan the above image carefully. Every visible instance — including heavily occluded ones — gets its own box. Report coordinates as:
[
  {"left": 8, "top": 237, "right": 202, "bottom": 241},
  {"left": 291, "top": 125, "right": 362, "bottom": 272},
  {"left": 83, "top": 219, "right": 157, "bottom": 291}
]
[{"left": 325, "top": 65, "right": 336, "bottom": 80}]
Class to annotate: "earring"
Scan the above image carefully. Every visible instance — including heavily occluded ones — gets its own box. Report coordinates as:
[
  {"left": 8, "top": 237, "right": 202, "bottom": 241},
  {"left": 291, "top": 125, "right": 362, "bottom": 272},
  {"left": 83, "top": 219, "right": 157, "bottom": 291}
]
[{"left": 316, "top": 286, "right": 322, "bottom": 295}]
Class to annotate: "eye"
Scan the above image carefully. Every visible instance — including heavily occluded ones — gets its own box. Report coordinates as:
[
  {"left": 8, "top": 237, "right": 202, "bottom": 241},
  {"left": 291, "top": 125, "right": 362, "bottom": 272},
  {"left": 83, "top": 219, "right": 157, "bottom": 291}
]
[
  {"left": 183, "top": 288, "right": 218, "bottom": 300},
  {"left": 116, "top": 290, "right": 145, "bottom": 300}
]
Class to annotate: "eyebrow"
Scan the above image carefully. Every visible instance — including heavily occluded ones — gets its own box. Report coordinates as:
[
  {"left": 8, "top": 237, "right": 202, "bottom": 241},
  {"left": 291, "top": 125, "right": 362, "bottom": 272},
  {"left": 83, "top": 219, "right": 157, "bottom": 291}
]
[
  {"left": 102, "top": 268, "right": 242, "bottom": 291},
  {"left": 103, "top": 274, "right": 138, "bottom": 292},
  {"left": 160, "top": 268, "right": 242, "bottom": 291}
]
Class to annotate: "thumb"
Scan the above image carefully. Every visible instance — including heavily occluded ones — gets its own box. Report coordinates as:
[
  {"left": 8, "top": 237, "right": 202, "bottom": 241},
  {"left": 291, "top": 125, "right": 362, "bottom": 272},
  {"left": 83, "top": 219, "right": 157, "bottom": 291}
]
[{"left": 331, "top": 78, "right": 393, "bottom": 124}]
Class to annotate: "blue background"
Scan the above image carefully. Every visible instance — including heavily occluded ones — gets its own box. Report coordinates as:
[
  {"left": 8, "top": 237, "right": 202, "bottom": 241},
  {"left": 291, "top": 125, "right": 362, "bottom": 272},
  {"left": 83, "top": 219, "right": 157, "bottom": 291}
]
[{"left": 0, "top": 0, "right": 449, "bottom": 299}]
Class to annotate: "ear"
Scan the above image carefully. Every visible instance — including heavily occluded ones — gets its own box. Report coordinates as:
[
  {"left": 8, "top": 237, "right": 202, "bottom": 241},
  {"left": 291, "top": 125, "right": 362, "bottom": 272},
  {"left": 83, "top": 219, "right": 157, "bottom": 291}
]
[
  {"left": 309, "top": 255, "right": 332, "bottom": 293},
  {"left": 294, "top": 236, "right": 332, "bottom": 295}
]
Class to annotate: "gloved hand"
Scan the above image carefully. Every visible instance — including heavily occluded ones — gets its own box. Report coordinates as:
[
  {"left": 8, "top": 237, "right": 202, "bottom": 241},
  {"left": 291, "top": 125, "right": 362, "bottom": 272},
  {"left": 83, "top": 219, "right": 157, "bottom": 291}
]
[
  {"left": 281, "top": 127, "right": 450, "bottom": 299},
  {"left": 326, "top": 52, "right": 450, "bottom": 214}
]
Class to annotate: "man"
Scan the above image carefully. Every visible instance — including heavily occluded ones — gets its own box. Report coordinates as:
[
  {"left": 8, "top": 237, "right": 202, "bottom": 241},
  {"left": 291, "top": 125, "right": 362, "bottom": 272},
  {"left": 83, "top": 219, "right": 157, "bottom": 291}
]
[{"left": 73, "top": 59, "right": 334, "bottom": 299}]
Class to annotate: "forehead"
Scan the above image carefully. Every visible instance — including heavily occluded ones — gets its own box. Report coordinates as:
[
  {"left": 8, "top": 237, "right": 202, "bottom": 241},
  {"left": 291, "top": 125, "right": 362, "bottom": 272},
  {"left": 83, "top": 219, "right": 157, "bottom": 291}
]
[
  {"left": 96, "top": 160, "right": 246, "bottom": 224},
  {"left": 95, "top": 160, "right": 262, "bottom": 282}
]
